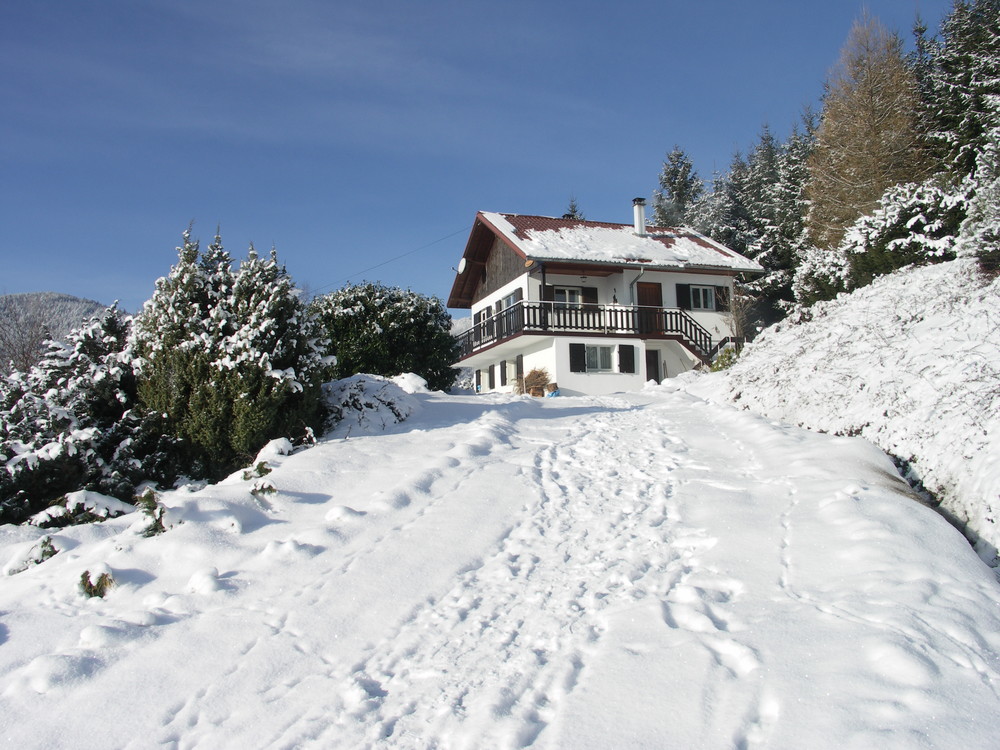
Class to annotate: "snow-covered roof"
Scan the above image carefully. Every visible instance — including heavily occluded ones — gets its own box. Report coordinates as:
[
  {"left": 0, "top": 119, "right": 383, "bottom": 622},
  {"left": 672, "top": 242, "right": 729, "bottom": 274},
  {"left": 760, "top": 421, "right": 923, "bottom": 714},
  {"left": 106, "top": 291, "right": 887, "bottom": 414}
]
[{"left": 482, "top": 212, "right": 764, "bottom": 273}]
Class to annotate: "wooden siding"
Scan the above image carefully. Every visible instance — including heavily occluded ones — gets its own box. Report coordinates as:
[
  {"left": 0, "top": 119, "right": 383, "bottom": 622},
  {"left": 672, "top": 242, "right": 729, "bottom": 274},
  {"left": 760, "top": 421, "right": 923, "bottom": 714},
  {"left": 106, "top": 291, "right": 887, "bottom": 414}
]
[{"left": 473, "top": 237, "right": 525, "bottom": 304}]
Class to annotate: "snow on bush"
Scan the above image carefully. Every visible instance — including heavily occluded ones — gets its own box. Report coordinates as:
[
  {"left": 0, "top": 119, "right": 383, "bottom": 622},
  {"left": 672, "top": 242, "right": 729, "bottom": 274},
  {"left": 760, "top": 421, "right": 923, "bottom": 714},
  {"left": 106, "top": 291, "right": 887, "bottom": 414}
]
[
  {"left": 725, "top": 258, "right": 1000, "bottom": 563},
  {"left": 793, "top": 177, "right": 970, "bottom": 306},
  {"left": 310, "top": 282, "right": 458, "bottom": 392},
  {"left": 324, "top": 374, "right": 419, "bottom": 438}
]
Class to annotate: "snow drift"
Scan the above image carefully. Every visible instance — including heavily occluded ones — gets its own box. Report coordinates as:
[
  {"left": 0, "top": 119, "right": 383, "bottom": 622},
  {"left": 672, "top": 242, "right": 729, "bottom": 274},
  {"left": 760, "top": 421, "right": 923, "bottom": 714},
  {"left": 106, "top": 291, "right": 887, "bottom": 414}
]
[{"left": 722, "top": 258, "right": 1000, "bottom": 563}]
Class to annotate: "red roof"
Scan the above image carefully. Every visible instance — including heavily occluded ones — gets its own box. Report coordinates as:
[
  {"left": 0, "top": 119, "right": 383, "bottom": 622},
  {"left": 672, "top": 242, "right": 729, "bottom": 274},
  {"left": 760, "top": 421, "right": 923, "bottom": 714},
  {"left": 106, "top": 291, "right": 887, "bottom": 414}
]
[{"left": 497, "top": 213, "right": 737, "bottom": 259}]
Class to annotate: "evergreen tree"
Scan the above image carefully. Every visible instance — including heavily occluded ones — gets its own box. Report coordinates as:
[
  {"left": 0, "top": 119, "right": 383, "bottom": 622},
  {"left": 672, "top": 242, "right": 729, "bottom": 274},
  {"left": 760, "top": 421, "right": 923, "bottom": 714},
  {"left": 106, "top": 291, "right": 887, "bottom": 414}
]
[
  {"left": 0, "top": 306, "right": 166, "bottom": 522},
  {"left": 698, "top": 152, "right": 754, "bottom": 254},
  {"left": 805, "top": 13, "right": 932, "bottom": 250},
  {"left": 133, "top": 230, "right": 330, "bottom": 478},
  {"left": 745, "top": 119, "right": 818, "bottom": 321},
  {"left": 792, "top": 176, "right": 971, "bottom": 305},
  {"left": 652, "top": 146, "right": 703, "bottom": 226},
  {"left": 958, "top": 127, "right": 1000, "bottom": 273},
  {"left": 563, "top": 196, "right": 585, "bottom": 220},
  {"left": 915, "top": 0, "right": 1000, "bottom": 178},
  {"left": 311, "top": 282, "right": 458, "bottom": 392},
  {"left": 841, "top": 177, "right": 970, "bottom": 287}
]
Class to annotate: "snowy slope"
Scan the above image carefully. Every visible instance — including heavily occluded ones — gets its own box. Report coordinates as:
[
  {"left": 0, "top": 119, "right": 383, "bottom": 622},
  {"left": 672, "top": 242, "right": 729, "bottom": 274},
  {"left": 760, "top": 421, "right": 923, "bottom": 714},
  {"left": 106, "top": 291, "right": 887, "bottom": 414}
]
[
  {"left": 1, "top": 379, "right": 999, "bottom": 748},
  {"left": 721, "top": 258, "right": 1000, "bottom": 565},
  {"left": 0, "top": 292, "right": 105, "bottom": 336}
]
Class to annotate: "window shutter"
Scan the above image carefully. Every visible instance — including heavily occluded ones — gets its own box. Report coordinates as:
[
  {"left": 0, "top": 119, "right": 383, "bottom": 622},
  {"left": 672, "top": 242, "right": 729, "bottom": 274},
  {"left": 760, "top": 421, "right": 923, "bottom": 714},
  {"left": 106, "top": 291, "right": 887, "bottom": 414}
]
[
  {"left": 569, "top": 343, "right": 587, "bottom": 373},
  {"left": 582, "top": 286, "right": 598, "bottom": 305},
  {"left": 514, "top": 287, "right": 523, "bottom": 302},
  {"left": 619, "top": 345, "right": 635, "bottom": 373},
  {"left": 714, "top": 286, "right": 731, "bottom": 312},
  {"left": 488, "top": 365, "right": 495, "bottom": 389},
  {"left": 676, "top": 283, "right": 691, "bottom": 310},
  {"left": 542, "top": 285, "right": 555, "bottom": 302},
  {"left": 500, "top": 360, "right": 507, "bottom": 386},
  {"left": 516, "top": 354, "right": 524, "bottom": 379},
  {"left": 475, "top": 369, "right": 481, "bottom": 390}
]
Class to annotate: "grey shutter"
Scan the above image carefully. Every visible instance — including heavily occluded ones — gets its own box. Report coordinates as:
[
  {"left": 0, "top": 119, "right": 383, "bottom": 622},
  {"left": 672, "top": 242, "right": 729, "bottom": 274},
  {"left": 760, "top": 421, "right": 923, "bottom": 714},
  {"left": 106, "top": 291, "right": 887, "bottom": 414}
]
[
  {"left": 516, "top": 354, "right": 524, "bottom": 378},
  {"left": 500, "top": 360, "right": 507, "bottom": 386},
  {"left": 569, "top": 343, "right": 587, "bottom": 373},
  {"left": 542, "top": 285, "right": 555, "bottom": 302},
  {"left": 676, "top": 284, "right": 691, "bottom": 310},
  {"left": 582, "top": 286, "right": 598, "bottom": 305},
  {"left": 619, "top": 345, "right": 635, "bottom": 373},
  {"left": 714, "top": 286, "right": 731, "bottom": 312},
  {"left": 488, "top": 364, "right": 495, "bottom": 389}
]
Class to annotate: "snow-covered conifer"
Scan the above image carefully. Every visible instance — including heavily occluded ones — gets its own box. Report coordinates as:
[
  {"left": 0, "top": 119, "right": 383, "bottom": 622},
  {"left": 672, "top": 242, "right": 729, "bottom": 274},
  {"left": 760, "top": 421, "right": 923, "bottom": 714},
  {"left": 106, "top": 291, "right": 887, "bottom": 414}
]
[
  {"left": 652, "top": 147, "right": 703, "bottom": 227},
  {"left": 132, "top": 231, "right": 330, "bottom": 478},
  {"left": 310, "top": 282, "right": 458, "bottom": 392},
  {"left": 915, "top": 0, "right": 1000, "bottom": 177},
  {"left": 0, "top": 305, "right": 150, "bottom": 522}
]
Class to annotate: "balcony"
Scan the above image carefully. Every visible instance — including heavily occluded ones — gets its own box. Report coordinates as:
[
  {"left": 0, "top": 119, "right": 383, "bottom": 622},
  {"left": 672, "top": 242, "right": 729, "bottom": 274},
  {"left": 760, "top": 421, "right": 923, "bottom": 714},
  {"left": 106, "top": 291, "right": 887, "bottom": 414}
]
[{"left": 455, "top": 301, "right": 725, "bottom": 362}]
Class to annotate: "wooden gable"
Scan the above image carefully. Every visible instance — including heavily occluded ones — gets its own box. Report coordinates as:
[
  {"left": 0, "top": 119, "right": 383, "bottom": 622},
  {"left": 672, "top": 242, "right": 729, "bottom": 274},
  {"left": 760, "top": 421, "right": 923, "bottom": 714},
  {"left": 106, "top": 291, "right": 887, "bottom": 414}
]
[{"left": 447, "top": 214, "right": 528, "bottom": 308}]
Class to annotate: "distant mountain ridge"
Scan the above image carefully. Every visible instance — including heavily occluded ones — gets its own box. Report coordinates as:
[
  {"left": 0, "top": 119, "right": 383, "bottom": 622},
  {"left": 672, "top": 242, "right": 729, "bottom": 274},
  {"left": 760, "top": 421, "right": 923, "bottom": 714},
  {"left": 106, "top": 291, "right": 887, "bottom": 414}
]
[{"left": 0, "top": 292, "right": 107, "bottom": 373}]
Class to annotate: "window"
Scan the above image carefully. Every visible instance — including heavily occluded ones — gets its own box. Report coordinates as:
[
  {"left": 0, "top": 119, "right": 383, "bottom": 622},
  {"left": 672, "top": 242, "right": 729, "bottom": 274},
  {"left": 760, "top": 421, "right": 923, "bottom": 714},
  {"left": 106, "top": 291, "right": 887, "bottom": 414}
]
[
  {"left": 554, "top": 287, "right": 582, "bottom": 306},
  {"left": 676, "top": 283, "right": 730, "bottom": 312},
  {"left": 586, "top": 345, "right": 613, "bottom": 372},
  {"left": 570, "top": 343, "right": 618, "bottom": 373},
  {"left": 690, "top": 286, "right": 716, "bottom": 310},
  {"left": 500, "top": 291, "right": 520, "bottom": 309}
]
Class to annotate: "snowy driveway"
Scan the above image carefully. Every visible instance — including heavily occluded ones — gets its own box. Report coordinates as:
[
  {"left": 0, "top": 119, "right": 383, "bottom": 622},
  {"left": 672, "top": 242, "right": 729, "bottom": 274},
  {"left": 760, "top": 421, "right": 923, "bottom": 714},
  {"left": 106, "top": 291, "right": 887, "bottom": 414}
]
[{"left": 1, "top": 382, "right": 999, "bottom": 748}]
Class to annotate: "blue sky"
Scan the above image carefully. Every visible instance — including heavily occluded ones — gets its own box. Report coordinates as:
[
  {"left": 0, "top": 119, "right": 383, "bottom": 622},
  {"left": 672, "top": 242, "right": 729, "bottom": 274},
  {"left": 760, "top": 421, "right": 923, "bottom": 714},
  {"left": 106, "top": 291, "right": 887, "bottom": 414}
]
[{"left": 2, "top": 0, "right": 953, "bottom": 314}]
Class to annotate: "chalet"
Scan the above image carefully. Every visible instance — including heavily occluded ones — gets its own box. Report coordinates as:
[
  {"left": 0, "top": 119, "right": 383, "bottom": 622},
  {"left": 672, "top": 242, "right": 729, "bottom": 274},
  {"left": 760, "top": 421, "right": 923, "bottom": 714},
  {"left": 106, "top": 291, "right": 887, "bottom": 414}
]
[{"left": 448, "top": 199, "right": 763, "bottom": 396}]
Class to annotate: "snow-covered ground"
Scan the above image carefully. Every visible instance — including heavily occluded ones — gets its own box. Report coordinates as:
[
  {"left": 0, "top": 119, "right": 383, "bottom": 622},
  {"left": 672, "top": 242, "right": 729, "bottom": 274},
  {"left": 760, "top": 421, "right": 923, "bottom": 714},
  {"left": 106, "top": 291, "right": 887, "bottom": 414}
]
[
  {"left": 2, "top": 377, "right": 999, "bottom": 748},
  {"left": 722, "top": 258, "right": 1000, "bottom": 565}
]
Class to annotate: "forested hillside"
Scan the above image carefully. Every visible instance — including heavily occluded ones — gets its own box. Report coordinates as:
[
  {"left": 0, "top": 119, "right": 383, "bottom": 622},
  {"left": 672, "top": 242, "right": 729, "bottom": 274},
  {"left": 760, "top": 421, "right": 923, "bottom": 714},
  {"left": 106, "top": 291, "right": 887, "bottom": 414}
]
[
  {"left": 653, "top": 0, "right": 1000, "bottom": 329},
  {"left": 0, "top": 292, "right": 104, "bottom": 374}
]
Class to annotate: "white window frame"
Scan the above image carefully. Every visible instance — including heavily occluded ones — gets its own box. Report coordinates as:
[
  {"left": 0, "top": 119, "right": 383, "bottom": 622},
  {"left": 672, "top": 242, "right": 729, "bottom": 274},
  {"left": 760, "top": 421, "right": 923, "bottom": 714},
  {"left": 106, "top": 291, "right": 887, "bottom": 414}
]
[
  {"left": 554, "top": 287, "right": 582, "bottom": 306},
  {"left": 690, "top": 285, "right": 716, "bottom": 310},
  {"left": 500, "top": 291, "right": 520, "bottom": 310},
  {"left": 585, "top": 345, "right": 614, "bottom": 372}
]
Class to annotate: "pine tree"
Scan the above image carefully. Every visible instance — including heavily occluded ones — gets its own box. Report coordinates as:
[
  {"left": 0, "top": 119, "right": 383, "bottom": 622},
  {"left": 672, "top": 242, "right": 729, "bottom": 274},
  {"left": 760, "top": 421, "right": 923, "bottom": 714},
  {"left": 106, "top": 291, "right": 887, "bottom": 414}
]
[
  {"left": 652, "top": 147, "right": 703, "bottom": 226},
  {"left": 915, "top": 0, "right": 1000, "bottom": 178},
  {"left": 805, "top": 12, "right": 932, "bottom": 250},
  {"left": 563, "top": 196, "right": 585, "bottom": 220},
  {"left": 958, "top": 127, "right": 1000, "bottom": 273},
  {"left": 745, "top": 119, "right": 818, "bottom": 320}
]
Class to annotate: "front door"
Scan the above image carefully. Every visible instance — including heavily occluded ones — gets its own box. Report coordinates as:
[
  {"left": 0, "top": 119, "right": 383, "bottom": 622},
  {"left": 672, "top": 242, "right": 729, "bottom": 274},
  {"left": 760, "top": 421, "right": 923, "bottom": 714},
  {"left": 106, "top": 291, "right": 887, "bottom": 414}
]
[
  {"left": 645, "top": 350, "right": 660, "bottom": 383},
  {"left": 636, "top": 282, "right": 663, "bottom": 333}
]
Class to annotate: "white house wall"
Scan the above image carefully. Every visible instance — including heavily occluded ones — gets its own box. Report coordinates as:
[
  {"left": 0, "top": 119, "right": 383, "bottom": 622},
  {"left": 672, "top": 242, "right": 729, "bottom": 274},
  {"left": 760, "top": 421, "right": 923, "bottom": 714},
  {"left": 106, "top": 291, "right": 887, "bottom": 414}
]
[
  {"left": 469, "top": 336, "right": 707, "bottom": 397},
  {"left": 469, "top": 269, "right": 736, "bottom": 333},
  {"left": 470, "top": 277, "right": 528, "bottom": 319},
  {"left": 460, "top": 268, "right": 738, "bottom": 396},
  {"left": 553, "top": 336, "right": 647, "bottom": 396}
]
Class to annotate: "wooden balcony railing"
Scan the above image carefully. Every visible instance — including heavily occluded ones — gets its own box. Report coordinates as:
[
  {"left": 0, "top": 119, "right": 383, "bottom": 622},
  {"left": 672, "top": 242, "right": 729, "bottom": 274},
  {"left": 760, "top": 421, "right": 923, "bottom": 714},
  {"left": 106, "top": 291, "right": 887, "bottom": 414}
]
[{"left": 455, "top": 301, "right": 720, "bottom": 362}]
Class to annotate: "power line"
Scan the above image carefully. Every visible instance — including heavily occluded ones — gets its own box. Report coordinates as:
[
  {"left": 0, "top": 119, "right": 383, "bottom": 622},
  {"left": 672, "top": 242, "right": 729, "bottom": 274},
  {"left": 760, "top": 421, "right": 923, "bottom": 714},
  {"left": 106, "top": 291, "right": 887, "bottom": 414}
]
[{"left": 312, "top": 225, "right": 471, "bottom": 296}]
